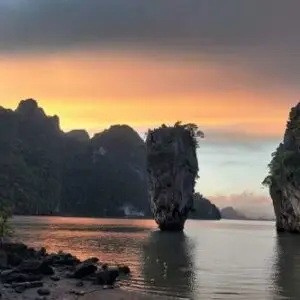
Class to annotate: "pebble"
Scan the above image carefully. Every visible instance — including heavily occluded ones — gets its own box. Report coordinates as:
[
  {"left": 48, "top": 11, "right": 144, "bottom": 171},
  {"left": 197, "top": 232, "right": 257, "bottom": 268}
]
[
  {"left": 15, "top": 286, "right": 26, "bottom": 294},
  {"left": 50, "top": 275, "right": 60, "bottom": 281},
  {"left": 76, "top": 281, "right": 84, "bottom": 287},
  {"left": 75, "top": 291, "right": 85, "bottom": 296},
  {"left": 37, "top": 288, "right": 51, "bottom": 296}
]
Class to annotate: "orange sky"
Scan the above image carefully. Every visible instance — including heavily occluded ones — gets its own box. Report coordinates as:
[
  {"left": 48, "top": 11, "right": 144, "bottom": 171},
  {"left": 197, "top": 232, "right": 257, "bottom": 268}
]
[
  {"left": 0, "top": 50, "right": 293, "bottom": 139},
  {"left": 0, "top": 47, "right": 295, "bottom": 211}
]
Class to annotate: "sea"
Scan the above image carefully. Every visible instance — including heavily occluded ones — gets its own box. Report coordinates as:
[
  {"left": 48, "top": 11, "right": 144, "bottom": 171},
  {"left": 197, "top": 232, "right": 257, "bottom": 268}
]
[{"left": 11, "top": 216, "right": 300, "bottom": 300}]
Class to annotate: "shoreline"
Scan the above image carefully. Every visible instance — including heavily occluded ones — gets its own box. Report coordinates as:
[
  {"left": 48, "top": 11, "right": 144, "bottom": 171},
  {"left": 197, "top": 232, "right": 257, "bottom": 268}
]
[
  {"left": 1, "top": 241, "right": 169, "bottom": 300},
  {"left": 1, "top": 278, "right": 173, "bottom": 300}
]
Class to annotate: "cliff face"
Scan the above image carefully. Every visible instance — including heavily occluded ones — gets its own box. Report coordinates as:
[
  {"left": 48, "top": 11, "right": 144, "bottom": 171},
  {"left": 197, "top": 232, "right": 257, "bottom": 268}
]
[
  {"left": 263, "top": 103, "right": 300, "bottom": 232},
  {"left": 146, "top": 123, "right": 203, "bottom": 231}
]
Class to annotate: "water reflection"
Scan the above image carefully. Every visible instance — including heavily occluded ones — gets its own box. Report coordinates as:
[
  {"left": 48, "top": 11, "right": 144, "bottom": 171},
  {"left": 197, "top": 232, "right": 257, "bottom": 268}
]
[
  {"left": 141, "top": 231, "right": 195, "bottom": 299},
  {"left": 273, "top": 235, "right": 300, "bottom": 300}
]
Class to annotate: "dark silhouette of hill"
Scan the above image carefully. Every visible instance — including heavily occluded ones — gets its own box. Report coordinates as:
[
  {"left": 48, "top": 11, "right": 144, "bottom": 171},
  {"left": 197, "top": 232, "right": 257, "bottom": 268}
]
[
  {"left": 0, "top": 99, "right": 219, "bottom": 219},
  {"left": 221, "top": 207, "right": 247, "bottom": 220},
  {"left": 0, "top": 99, "right": 148, "bottom": 217},
  {"left": 190, "top": 193, "right": 221, "bottom": 220}
]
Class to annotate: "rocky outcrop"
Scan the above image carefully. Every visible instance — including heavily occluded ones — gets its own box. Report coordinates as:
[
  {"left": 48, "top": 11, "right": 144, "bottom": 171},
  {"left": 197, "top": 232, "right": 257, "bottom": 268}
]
[
  {"left": 146, "top": 122, "right": 203, "bottom": 231},
  {"left": 0, "top": 242, "right": 131, "bottom": 296},
  {"left": 263, "top": 103, "right": 300, "bottom": 232}
]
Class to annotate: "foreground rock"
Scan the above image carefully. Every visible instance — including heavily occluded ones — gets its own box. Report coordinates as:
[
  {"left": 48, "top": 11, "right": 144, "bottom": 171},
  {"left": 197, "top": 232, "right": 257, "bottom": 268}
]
[
  {"left": 263, "top": 103, "right": 300, "bottom": 232},
  {"left": 146, "top": 122, "right": 203, "bottom": 231},
  {"left": 0, "top": 242, "right": 131, "bottom": 298}
]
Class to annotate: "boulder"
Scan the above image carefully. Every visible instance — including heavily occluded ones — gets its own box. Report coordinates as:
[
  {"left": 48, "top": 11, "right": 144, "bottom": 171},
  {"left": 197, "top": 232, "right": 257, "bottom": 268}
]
[
  {"left": 50, "top": 275, "right": 60, "bottom": 281},
  {"left": 73, "top": 263, "right": 97, "bottom": 279},
  {"left": 37, "top": 288, "right": 51, "bottom": 296},
  {"left": 7, "top": 253, "right": 23, "bottom": 267},
  {"left": 1, "top": 242, "right": 27, "bottom": 254},
  {"left": 0, "top": 251, "right": 8, "bottom": 269},
  {"left": 12, "top": 281, "right": 44, "bottom": 289},
  {"left": 36, "top": 247, "right": 47, "bottom": 257},
  {"left": 118, "top": 265, "right": 130, "bottom": 275},
  {"left": 83, "top": 257, "right": 99, "bottom": 264},
  {"left": 1, "top": 270, "right": 26, "bottom": 283},
  {"left": 44, "top": 252, "right": 79, "bottom": 266},
  {"left": 16, "top": 259, "right": 54, "bottom": 275},
  {"left": 17, "top": 260, "right": 41, "bottom": 273},
  {"left": 39, "top": 261, "right": 54, "bottom": 275},
  {"left": 95, "top": 268, "right": 119, "bottom": 285}
]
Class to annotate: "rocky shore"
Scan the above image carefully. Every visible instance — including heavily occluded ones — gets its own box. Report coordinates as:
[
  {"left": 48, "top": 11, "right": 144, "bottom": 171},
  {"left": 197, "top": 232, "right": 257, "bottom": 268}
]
[{"left": 0, "top": 241, "right": 136, "bottom": 300}]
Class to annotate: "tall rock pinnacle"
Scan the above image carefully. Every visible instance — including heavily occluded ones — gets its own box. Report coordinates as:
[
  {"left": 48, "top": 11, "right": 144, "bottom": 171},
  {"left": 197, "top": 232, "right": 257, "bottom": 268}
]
[
  {"left": 146, "top": 122, "right": 203, "bottom": 231},
  {"left": 263, "top": 103, "right": 300, "bottom": 232}
]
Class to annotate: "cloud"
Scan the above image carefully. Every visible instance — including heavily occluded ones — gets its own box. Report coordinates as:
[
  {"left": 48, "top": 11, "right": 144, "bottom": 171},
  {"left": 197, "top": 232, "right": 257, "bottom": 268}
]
[
  {"left": 209, "top": 191, "right": 275, "bottom": 219},
  {"left": 0, "top": 0, "right": 299, "bottom": 94},
  {"left": 0, "top": 0, "right": 299, "bottom": 52}
]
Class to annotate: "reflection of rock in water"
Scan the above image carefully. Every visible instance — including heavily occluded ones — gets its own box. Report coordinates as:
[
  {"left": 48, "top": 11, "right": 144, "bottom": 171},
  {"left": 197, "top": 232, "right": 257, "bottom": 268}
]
[
  {"left": 141, "top": 231, "right": 195, "bottom": 298},
  {"left": 274, "top": 235, "right": 300, "bottom": 300}
]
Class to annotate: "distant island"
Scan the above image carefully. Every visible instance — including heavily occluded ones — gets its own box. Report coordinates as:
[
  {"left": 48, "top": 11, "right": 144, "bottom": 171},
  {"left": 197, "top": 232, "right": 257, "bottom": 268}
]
[
  {"left": 0, "top": 99, "right": 221, "bottom": 220},
  {"left": 221, "top": 206, "right": 275, "bottom": 221}
]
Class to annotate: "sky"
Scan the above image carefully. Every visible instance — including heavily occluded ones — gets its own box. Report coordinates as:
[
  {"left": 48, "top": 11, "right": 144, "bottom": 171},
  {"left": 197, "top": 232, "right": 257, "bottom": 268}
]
[{"left": 1, "top": 0, "right": 300, "bottom": 217}]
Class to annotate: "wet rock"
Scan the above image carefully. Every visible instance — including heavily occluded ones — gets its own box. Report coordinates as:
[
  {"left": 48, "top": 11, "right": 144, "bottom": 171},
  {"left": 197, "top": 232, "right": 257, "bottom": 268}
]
[
  {"left": 17, "top": 259, "right": 54, "bottom": 275},
  {"left": 7, "top": 253, "right": 23, "bottom": 267},
  {"left": 50, "top": 275, "right": 60, "bottom": 281},
  {"left": 95, "top": 268, "right": 119, "bottom": 285},
  {"left": 1, "top": 270, "right": 26, "bottom": 283},
  {"left": 12, "top": 281, "right": 44, "bottom": 289},
  {"left": 118, "top": 265, "right": 130, "bottom": 275},
  {"left": 1, "top": 242, "right": 27, "bottom": 254},
  {"left": 83, "top": 257, "right": 99, "bottom": 264},
  {"left": 73, "top": 263, "right": 97, "bottom": 279},
  {"left": 103, "top": 285, "right": 114, "bottom": 290},
  {"left": 51, "top": 253, "right": 80, "bottom": 266},
  {"left": 17, "top": 260, "right": 41, "bottom": 273},
  {"left": 37, "top": 288, "right": 51, "bottom": 296},
  {"left": 76, "top": 281, "right": 84, "bottom": 287},
  {"left": 28, "top": 247, "right": 38, "bottom": 256},
  {"left": 75, "top": 291, "right": 85, "bottom": 296},
  {"left": 37, "top": 247, "right": 47, "bottom": 257},
  {"left": 39, "top": 261, "right": 54, "bottom": 275},
  {"left": 0, "top": 251, "right": 8, "bottom": 269},
  {"left": 64, "top": 271, "right": 75, "bottom": 279},
  {"left": 15, "top": 285, "right": 26, "bottom": 293}
]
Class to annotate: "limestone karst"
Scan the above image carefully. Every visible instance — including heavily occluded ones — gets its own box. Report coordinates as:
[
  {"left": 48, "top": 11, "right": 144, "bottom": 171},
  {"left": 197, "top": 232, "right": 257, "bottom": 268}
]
[
  {"left": 146, "top": 122, "right": 203, "bottom": 231},
  {"left": 263, "top": 103, "right": 300, "bottom": 232}
]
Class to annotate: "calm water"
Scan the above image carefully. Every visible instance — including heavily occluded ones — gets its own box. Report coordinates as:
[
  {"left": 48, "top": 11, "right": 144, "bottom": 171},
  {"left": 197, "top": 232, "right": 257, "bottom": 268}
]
[{"left": 10, "top": 216, "right": 300, "bottom": 300}]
